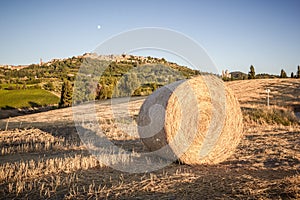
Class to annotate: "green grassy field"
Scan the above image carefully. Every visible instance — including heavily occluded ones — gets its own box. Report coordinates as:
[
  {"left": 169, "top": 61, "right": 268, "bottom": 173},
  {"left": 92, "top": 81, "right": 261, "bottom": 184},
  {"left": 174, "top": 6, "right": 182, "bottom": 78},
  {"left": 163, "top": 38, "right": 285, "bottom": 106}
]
[
  {"left": 0, "top": 83, "right": 39, "bottom": 89},
  {"left": 0, "top": 89, "right": 59, "bottom": 109}
]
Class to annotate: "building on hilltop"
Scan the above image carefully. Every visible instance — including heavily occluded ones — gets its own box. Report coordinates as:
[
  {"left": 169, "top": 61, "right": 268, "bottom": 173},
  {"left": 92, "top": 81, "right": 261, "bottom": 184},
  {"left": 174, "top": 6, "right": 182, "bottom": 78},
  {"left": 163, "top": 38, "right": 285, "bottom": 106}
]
[{"left": 221, "top": 69, "right": 231, "bottom": 79}]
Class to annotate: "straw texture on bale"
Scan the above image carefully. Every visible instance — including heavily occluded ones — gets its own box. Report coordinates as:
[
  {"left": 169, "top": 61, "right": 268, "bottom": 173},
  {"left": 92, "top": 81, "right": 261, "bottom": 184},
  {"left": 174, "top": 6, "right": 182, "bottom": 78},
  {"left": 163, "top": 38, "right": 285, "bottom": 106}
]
[{"left": 137, "top": 75, "right": 243, "bottom": 165}]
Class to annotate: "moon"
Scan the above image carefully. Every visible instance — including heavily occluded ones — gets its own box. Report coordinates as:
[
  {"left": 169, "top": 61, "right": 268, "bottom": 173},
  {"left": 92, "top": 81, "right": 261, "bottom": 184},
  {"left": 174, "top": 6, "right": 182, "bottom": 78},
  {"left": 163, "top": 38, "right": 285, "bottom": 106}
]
[{"left": 97, "top": 25, "right": 101, "bottom": 29}]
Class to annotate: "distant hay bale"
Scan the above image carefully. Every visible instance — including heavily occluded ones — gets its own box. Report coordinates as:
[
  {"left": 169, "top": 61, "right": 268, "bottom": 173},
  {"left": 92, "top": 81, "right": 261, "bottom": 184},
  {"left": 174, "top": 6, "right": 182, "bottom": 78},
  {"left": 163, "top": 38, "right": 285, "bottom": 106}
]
[{"left": 137, "top": 75, "right": 243, "bottom": 165}]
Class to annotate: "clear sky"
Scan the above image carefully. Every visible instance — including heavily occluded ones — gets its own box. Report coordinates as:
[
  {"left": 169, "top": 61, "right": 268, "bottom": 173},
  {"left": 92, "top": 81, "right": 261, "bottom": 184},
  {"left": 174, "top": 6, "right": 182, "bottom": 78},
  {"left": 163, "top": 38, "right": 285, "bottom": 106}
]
[{"left": 0, "top": 0, "right": 299, "bottom": 75}]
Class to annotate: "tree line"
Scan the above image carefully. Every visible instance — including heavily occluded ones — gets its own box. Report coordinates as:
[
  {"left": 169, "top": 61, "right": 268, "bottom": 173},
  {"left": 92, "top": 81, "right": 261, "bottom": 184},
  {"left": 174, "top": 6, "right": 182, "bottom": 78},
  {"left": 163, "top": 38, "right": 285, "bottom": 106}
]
[
  {"left": 248, "top": 65, "right": 300, "bottom": 79},
  {"left": 58, "top": 58, "right": 198, "bottom": 107},
  {"left": 59, "top": 63, "right": 300, "bottom": 107}
]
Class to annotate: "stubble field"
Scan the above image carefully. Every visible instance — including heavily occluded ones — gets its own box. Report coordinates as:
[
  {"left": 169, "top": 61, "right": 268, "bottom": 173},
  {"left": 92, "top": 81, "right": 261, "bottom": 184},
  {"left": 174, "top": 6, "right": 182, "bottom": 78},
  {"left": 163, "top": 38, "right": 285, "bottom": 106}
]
[{"left": 0, "top": 78, "right": 299, "bottom": 199}]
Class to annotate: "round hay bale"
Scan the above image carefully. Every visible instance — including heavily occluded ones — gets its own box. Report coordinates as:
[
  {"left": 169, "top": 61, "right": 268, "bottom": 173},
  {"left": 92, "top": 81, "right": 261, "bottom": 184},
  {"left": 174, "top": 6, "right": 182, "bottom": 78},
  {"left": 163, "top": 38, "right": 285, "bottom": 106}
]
[{"left": 137, "top": 75, "right": 243, "bottom": 165}]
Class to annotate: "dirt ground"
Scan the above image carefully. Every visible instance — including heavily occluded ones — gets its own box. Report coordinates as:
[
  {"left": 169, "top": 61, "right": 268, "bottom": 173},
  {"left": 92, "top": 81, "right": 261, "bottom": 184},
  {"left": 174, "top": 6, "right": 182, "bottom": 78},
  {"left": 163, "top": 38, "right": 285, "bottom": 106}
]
[{"left": 0, "top": 78, "right": 299, "bottom": 199}]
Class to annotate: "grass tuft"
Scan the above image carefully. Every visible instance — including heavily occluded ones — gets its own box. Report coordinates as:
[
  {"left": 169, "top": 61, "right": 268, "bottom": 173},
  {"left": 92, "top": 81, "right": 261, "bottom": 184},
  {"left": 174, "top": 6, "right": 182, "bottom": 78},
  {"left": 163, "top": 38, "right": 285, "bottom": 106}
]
[{"left": 242, "top": 107, "right": 299, "bottom": 126}]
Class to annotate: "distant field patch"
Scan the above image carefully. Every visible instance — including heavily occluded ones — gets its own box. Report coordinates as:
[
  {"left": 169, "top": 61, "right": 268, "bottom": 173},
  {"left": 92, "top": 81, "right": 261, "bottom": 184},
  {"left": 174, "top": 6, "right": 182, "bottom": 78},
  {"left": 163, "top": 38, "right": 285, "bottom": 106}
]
[{"left": 0, "top": 89, "right": 59, "bottom": 109}]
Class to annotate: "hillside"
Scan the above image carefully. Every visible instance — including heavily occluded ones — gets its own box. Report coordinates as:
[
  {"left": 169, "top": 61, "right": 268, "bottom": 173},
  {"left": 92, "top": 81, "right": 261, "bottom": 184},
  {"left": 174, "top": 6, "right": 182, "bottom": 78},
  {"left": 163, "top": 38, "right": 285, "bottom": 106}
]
[
  {"left": 0, "top": 89, "right": 59, "bottom": 109},
  {"left": 228, "top": 71, "right": 282, "bottom": 81},
  {"left": 0, "top": 54, "right": 200, "bottom": 111},
  {"left": 230, "top": 71, "right": 247, "bottom": 80},
  {"left": 226, "top": 78, "right": 300, "bottom": 110},
  {"left": 0, "top": 53, "right": 199, "bottom": 85}
]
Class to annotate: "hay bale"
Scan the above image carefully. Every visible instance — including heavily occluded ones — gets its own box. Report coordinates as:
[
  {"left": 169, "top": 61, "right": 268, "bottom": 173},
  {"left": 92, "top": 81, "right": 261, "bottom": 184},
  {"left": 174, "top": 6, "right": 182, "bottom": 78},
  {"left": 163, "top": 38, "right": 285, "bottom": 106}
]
[{"left": 137, "top": 75, "right": 243, "bottom": 165}]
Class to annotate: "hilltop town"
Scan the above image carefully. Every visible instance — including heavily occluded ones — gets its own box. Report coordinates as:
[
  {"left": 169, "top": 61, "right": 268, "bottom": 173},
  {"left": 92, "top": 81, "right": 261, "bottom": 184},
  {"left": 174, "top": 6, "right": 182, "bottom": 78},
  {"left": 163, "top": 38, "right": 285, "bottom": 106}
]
[{"left": 0, "top": 53, "right": 187, "bottom": 71}]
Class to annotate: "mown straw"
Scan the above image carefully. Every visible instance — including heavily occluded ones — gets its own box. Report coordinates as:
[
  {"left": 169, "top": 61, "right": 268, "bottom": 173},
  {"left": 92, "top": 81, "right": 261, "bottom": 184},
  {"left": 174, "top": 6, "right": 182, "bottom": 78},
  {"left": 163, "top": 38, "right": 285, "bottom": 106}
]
[{"left": 138, "top": 75, "right": 243, "bottom": 165}]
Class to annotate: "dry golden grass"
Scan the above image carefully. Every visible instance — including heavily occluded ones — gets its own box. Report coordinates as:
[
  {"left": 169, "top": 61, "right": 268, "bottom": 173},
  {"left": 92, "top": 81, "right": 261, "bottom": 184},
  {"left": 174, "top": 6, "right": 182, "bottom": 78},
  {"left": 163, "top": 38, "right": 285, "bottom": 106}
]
[
  {"left": 0, "top": 128, "right": 83, "bottom": 155},
  {"left": 0, "top": 78, "right": 299, "bottom": 199},
  {"left": 226, "top": 78, "right": 300, "bottom": 109}
]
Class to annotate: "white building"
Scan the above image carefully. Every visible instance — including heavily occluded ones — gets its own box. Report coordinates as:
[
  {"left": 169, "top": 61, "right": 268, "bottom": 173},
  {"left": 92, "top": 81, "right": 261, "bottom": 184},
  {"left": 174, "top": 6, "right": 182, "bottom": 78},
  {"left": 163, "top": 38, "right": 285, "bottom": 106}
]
[{"left": 222, "top": 69, "right": 231, "bottom": 79}]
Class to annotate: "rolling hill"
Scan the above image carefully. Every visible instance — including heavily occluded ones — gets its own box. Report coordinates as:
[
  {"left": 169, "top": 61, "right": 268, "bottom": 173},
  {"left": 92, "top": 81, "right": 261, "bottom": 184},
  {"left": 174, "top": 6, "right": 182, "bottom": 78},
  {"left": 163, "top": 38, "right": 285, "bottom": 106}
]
[{"left": 0, "top": 53, "right": 200, "bottom": 112}]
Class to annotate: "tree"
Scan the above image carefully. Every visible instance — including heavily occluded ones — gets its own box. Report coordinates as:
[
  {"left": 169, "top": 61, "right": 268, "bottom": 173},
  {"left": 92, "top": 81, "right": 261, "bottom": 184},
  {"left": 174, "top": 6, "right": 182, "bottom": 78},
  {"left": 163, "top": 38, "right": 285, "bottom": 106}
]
[
  {"left": 297, "top": 65, "right": 300, "bottom": 78},
  {"left": 22, "top": 82, "right": 27, "bottom": 90},
  {"left": 59, "top": 79, "right": 73, "bottom": 108},
  {"left": 280, "top": 69, "right": 287, "bottom": 78},
  {"left": 248, "top": 65, "right": 256, "bottom": 79},
  {"left": 291, "top": 72, "right": 294, "bottom": 78},
  {"left": 44, "top": 81, "right": 55, "bottom": 91}
]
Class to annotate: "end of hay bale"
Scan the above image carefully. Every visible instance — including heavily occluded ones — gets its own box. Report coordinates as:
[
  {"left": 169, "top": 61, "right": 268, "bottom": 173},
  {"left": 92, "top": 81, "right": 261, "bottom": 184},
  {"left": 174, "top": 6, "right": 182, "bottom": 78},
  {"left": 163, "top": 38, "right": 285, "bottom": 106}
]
[{"left": 137, "top": 75, "right": 243, "bottom": 165}]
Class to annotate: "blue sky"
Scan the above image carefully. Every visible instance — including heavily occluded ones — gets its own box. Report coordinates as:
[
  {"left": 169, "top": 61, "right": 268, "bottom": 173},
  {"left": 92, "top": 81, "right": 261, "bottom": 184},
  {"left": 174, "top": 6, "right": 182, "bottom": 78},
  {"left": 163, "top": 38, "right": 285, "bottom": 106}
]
[{"left": 0, "top": 0, "right": 299, "bottom": 75}]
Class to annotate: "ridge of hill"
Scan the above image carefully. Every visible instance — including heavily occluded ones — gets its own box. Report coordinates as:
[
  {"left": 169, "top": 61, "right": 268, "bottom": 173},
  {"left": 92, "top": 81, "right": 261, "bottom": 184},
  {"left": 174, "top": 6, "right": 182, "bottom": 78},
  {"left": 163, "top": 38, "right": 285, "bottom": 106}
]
[
  {"left": 230, "top": 71, "right": 247, "bottom": 80},
  {"left": 0, "top": 53, "right": 199, "bottom": 78}
]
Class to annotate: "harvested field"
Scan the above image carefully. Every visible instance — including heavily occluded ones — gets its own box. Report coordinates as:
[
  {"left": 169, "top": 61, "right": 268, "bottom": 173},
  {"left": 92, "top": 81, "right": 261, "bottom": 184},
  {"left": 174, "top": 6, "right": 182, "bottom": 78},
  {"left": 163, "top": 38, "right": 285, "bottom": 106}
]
[{"left": 0, "top": 78, "right": 299, "bottom": 199}]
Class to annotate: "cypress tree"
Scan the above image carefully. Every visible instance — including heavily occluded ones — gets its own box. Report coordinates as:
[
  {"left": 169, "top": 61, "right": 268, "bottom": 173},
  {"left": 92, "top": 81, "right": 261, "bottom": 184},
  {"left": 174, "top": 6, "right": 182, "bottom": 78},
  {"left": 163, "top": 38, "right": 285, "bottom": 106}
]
[
  {"left": 280, "top": 69, "right": 287, "bottom": 78},
  {"left": 59, "top": 79, "right": 73, "bottom": 108},
  {"left": 248, "top": 65, "right": 256, "bottom": 79}
]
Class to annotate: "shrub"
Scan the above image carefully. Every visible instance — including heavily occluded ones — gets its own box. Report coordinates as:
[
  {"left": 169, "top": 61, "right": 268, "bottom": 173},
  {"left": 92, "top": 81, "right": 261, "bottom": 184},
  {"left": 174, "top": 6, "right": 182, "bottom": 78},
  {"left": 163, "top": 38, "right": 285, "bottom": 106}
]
[{"left": 242, "top": 107, "right": 299, "bottom": 126}]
